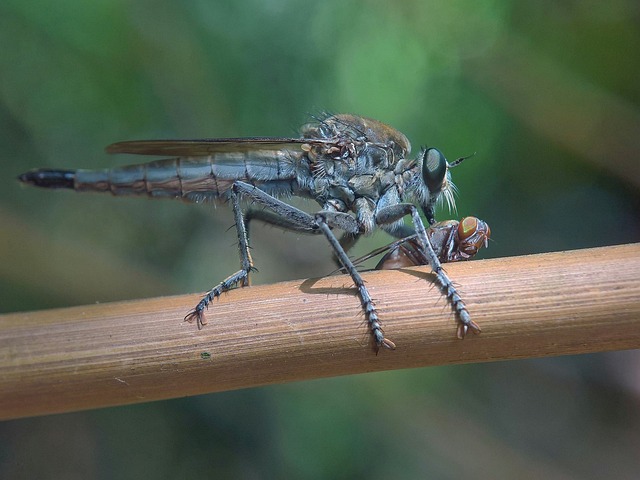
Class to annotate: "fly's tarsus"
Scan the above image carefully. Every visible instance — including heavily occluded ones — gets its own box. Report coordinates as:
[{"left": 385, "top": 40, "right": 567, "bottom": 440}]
[{"left": 429, "top": 266, "right": 481, "bottom": 339}]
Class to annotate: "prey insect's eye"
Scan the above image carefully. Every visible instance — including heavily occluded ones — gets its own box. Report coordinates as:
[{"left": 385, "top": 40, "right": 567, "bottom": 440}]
[
  {"left": 458, "top": 216, "right": 479, "bottom": 240},
  {"left": 457, "top": 216, "right": 491, "bottom": 257},
  {"left": 422, "top": 148, "right": 447, "bottom": 194}
]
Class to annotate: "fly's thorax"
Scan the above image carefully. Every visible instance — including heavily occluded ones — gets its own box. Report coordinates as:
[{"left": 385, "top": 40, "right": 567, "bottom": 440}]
[
  {"left": 304, "top": 145, "right": 408, "bottom": 220},
  {"left": 347, "top": 174, "right": 379, "bottom": 198},
  {"left": 302, "top": 114, "right": 410, "bottom": 151},
  {"left": 301, "top": 114, "right": 411, "bottom": 175},
  {"left": 300, "top": 115, "right": 418, "bottom": 215}
]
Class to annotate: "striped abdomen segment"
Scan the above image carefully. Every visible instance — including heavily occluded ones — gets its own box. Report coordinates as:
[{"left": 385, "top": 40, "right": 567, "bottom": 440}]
[{"left": 21, "top": 151, "right": 301, "bottom": 202}]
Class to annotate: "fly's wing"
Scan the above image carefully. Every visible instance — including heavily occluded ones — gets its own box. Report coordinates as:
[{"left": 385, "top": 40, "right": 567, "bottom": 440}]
[
  {"left": 345, "top": 234, "right": 421, "bottom": 271},
  {"left": 330, "top": 234, "right": 425, "bottom": 275},
  {"left": 18, "top": 137, "right": 327, "bottom": 201},
  {"left": 101, "top": 137, "right": 326, "bottom": 201},
  {"left": 105, "top": 137, "right": 316, "bottom": 156},
  {"left": 21, "top": 135, "right": 333, "bottom": 202},
  {"left": 374, "top": 238, "right": 427, "bottom": 270}
]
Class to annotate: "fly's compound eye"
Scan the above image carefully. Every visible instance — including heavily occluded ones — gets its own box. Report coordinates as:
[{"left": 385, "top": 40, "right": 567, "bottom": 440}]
[
  {"left": 457, "top": 216, "right": 479, "bottom": 257},
  {"left": 458, "top": 216, "right": 479, "bottom": 241},
  {"left": 457, "top": 216, "right": 491, "bottom": 257},
  {"left": 421, "top": 148, "right": 447, "bottom": 194}
]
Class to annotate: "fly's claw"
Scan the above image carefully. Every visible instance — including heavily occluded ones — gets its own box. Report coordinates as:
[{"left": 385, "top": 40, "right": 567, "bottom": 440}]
[
  {"left": 372, "top": 326, "right": 396, "bottom": 353},
  {"left": 372, "top": 337, "right": 396, "bottom": 355},
  {"left": 452, "top": 304, "right": 481, "bottom": 339},
  {"left": 456, "top": 318, "right": 481, "bottom": 340},
  {"left": 381, "top": 338, "right": 397, "bottom": 350},
  {"left": 433, "top": 267, "right": 482, "bottom": 340},
  {"left": 184, "top": 301, "right": 209, "bottom": 329}
]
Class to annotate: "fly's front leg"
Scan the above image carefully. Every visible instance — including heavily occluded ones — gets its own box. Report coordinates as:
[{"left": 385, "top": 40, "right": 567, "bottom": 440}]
[
  {"left": 184, "top": 186, "right": 254, "bottom": 329},
  {"left": 376, "top": 204, "right": 481, "bottom": 338},
  {"left": 315, "top": 212, "right": 396, "bottom": 351}
]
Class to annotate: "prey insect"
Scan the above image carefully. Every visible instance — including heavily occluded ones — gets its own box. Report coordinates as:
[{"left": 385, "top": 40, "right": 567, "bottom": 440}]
[
  {"left": 347, "top": 216, "right": 490, "bottom": 339},
  {"left": 353, "top": 216, "right": 491, "bottom": 269},
  {"left": 19, "top": 113, "right": 474, "bottom": 350}
]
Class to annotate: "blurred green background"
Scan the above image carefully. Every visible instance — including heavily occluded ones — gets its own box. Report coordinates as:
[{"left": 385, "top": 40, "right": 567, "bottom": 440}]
[{"left": 1, "top": 0, "right": 639, "bottom": 478}]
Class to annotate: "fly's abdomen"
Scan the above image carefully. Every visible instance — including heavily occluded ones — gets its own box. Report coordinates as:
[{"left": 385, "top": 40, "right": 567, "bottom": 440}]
[
  {"left": 74, "top": 158, "right": 213, "bottom": 200},
  {"left": 20, "top": 152, "right": 300, "bottom": 202}
]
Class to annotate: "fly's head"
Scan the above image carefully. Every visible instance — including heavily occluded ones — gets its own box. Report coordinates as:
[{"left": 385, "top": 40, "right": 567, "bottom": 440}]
[
  {"left": 451, "top": 216, "right": 491, "bottom": 261},
  {"left": 417, "top": 148, "right": 473, "bottom": 224}
]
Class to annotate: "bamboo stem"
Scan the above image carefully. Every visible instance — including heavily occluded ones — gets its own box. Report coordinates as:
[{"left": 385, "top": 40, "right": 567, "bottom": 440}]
[{"left": 1, "top": 243, "right": 639, "bottom": 420}]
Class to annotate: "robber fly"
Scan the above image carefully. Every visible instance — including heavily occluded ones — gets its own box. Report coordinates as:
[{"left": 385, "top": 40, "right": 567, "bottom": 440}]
[{"left": 19, "top": 113, "right": 477, "bottom": 350}]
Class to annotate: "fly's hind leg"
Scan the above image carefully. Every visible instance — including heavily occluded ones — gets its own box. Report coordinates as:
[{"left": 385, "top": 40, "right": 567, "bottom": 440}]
[
  {"left": 184, "top": 187, "right": 254, "bottom": 329},
  {"left": 186, "top": 181, "right": 319, "bottom": 329},
  {"left": 375, "top": 204, "right": 481, "bottom": 338}
]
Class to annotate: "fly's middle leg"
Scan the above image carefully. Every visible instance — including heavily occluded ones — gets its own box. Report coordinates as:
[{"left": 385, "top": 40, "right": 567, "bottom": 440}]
[
  {"left": 315, "top": 212, "right": 396, "bottom": 351},
  {"left": 199, "top": 181, "right": 395, "bottom": 351},
  {"left": 184, "top": 187, "right": 254, "bottom": 329},
  {"left": 375, "top": 204, "right": 481, "bottom": 338}
]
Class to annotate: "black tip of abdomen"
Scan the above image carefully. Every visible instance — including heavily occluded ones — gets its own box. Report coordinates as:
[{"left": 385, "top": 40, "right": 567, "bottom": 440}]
[{"left": 18, "top": 169, "right": 76, "bottom": 189}]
